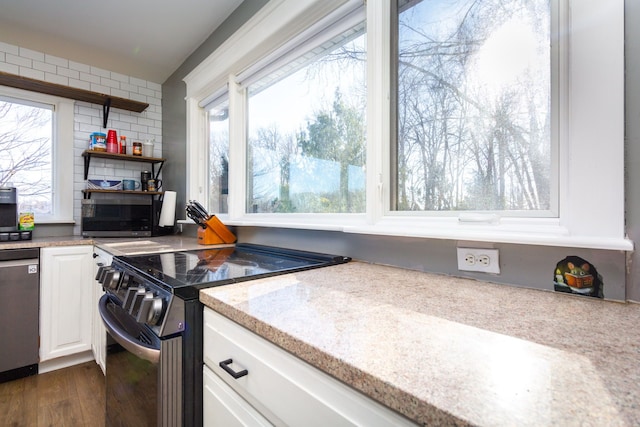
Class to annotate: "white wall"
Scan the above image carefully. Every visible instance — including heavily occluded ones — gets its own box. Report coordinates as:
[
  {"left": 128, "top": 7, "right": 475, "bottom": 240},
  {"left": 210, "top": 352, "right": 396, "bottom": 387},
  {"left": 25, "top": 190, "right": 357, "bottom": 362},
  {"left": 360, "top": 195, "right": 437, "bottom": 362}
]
[{"left": 0, "top": 41, "right": 162, "bottom": 235}]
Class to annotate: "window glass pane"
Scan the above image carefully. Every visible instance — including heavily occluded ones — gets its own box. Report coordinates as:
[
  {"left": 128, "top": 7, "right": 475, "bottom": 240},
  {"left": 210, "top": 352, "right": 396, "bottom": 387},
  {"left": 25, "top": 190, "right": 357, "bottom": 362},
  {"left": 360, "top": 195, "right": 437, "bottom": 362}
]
[
  {"left": 207, "top": 100, "right": 229, "bottom": 214},
  {"left": 395, "top": 0, "right": 551, "bottom": 212},
  {"left": 247, "top": 30, "right": 367, "bottom": 214},
  {"left": 0, "top": 97, "right": 53, "bottom": 214}
]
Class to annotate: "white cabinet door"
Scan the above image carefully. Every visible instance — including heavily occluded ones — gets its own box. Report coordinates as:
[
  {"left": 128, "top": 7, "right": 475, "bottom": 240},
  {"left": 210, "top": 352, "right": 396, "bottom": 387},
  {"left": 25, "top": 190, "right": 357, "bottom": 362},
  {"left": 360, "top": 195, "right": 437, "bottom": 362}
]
[
  {"left": 92, "top": 247, "right": 111, "bottom": 373},
  {"left": 40, "top": 245, "right": 94, "bottom": 362},
  {"left": 204, "top": 365, "right": 272, "bottom": 427}
]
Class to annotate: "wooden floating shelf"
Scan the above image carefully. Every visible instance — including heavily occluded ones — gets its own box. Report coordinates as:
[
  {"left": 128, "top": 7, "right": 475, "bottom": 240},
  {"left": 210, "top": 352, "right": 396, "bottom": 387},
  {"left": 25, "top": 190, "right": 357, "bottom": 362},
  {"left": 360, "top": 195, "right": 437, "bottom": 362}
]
[
  {"left": 82, "top": 150, "right": 165, "bottom": 180},
  {"left": 0, "top": 71, "right": 149, "bottom": 127},
  {"left": 82, "top": 189, "right": 164, "bottom": 196},
  {"left": 81, "top": 150, "right": 165, "bottom": 163}
]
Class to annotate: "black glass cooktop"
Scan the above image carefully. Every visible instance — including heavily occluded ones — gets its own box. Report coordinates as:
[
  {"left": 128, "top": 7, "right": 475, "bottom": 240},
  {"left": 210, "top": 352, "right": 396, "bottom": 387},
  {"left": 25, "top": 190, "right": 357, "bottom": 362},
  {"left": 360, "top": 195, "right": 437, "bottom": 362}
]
[{"left": 114, "top": 243, "right": 350, "bottom": 300}]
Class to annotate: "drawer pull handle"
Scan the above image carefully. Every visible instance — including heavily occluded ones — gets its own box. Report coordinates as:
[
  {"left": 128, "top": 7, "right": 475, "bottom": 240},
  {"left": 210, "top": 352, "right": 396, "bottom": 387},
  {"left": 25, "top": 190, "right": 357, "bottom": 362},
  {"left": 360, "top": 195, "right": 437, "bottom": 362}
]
[{"left": 219, "top": 358, "right": 248, "bottom": 379}]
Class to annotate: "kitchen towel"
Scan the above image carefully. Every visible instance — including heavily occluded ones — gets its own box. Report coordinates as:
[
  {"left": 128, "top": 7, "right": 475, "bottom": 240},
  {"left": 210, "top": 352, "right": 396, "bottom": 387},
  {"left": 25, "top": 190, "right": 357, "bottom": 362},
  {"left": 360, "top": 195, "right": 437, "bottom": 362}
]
[{"left": 158, "top": 191, "right": 176, "bottom": 226}]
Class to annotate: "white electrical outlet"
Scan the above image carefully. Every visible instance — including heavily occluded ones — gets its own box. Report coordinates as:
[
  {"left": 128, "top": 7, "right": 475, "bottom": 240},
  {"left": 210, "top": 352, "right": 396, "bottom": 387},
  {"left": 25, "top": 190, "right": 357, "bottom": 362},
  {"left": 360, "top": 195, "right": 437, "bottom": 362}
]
[{"left": 456, "top": 247, "right": 500, "bottom": 274}]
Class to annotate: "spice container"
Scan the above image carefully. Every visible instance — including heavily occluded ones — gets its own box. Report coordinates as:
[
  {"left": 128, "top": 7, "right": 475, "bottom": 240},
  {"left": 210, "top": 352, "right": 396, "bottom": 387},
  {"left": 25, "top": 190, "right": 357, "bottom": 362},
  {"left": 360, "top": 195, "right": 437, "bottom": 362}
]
[
  {"left": 133, "top": 142, "right": 142, "bottom": 156},
  {"left": 142, "top": 140, "right": 154, "bottom": 157},
  {"left": 119, "top": 136, "right": 127, "bottom": 154}
]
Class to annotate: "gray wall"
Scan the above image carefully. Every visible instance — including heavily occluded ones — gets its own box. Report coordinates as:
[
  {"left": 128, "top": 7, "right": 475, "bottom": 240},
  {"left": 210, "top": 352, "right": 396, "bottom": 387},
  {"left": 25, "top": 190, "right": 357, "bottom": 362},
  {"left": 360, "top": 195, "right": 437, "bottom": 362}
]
[
  {"left": 162, "top": 0, "right": 270, "bottom": 217},
  {"left": 164, "top": 1, "right": 636, "bottom": 302},
  {"left": 625, "top": 0, "right": 640, "bottom": 302}
]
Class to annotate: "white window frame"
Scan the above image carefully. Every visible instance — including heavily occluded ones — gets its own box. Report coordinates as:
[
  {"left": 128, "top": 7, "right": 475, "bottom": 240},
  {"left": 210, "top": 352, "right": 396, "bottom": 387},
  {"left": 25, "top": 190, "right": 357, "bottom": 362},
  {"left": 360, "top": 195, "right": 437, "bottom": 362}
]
[
  {"left": 0, "top": 85, "right": 74, "bottom": 223},
  {"left": 184, "top": 0, "right": 631, "bottom": 251}
]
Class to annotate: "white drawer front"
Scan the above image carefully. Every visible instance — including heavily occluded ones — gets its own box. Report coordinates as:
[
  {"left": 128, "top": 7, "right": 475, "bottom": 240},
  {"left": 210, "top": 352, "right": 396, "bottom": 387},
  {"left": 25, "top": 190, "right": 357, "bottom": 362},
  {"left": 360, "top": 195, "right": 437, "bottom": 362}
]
[
  {"left": 203, "top": 365, "right": 272, "bottom": 427},
  {"left": 203, "top": 308, "right": 416, "bottom": 427}
]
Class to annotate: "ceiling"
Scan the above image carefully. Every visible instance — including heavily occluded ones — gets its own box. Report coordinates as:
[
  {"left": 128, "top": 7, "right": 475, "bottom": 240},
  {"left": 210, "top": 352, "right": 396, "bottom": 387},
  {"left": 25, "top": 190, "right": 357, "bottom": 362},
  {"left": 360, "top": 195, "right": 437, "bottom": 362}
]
[{"left": 0, "top": 0, "right": 245, "bottom": 83}]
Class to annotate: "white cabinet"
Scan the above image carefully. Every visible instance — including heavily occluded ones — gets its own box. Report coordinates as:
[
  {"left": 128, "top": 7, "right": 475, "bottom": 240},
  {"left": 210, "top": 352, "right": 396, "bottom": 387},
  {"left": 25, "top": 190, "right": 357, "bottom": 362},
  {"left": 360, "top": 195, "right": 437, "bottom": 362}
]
[
  {"left": 203, "top": 364, "right": 272, "bottom": 427},
  {"left": 40, "top": 245, "right": 94, "bottom": 365},
  {"left": 92, "top": 246, "right": 111, "bottom": 373},
  {"left": 203, "top": 307, "right": 417, "bottom": 427}
]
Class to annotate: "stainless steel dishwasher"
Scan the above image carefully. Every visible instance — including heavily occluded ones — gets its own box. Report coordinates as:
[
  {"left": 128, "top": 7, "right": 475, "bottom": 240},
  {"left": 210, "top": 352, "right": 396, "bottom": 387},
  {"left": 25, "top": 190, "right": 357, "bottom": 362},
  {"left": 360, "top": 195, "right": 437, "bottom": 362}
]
[{"left": 0, "top": 247, "right": 40, "bottom": 383}]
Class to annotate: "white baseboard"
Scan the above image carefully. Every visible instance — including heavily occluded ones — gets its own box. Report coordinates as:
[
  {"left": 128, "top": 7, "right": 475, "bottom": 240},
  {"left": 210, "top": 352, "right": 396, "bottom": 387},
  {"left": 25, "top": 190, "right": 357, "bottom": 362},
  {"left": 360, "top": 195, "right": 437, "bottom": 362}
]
[{"left": 38, "top": 351, "right": 96, "bottom": 374}]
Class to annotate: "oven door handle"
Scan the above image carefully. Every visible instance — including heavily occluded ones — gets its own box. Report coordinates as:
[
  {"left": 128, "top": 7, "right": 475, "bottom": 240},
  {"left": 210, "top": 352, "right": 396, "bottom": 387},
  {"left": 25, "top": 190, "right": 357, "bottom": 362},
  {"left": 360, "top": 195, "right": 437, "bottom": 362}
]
[{"left": 99, "top": 294, "right": 160, "bottom": 364}]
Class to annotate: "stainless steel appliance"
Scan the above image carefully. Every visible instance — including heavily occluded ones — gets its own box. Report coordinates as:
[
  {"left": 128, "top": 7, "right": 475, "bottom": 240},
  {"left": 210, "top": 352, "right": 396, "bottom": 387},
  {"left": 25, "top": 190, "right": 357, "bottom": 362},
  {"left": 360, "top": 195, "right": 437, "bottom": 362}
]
[
  {"left": 82, "top": 198, "right": 154, "bottom": 237},
  {"left": 0, "top": 248, "right": 40, "bottom": 383},
  {"left": 97, "top": 243, "right": 350, "bottom": 427}
]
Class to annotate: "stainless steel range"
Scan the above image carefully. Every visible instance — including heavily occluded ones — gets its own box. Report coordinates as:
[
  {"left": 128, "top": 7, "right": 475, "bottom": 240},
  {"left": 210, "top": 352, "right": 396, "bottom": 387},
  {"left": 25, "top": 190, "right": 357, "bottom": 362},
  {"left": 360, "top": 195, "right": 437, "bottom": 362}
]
[{"left": 96, "top": 243, "right": 350, "bottom": 427}]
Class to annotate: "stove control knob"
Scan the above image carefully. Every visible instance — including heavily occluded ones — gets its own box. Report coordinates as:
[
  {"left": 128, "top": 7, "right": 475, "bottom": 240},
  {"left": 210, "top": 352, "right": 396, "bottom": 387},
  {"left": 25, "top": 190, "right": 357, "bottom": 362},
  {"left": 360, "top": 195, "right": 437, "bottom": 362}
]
[
  {"left": 95, "top": 265, "right": 108, "bottom": 281},
  {"left": 136, "top": 292, "right": 161, "bottom": 324},
  {"left": 118, "top": 273, "right": 131, "bottom": 290},
  {"left": 97, "top": 266, "right": 113, "bottom": 284},
  {"left": 104, "top": 270, "right": 121, "bottom": 290},
  {"left": 129, "top": 288, "right": 147, "bottom": 316},
  {"left": 123, "top": 287, "right": 142, "bottom": 312},
  {"left": 147, "top": 297, "right": 164, "bottom": 326}
]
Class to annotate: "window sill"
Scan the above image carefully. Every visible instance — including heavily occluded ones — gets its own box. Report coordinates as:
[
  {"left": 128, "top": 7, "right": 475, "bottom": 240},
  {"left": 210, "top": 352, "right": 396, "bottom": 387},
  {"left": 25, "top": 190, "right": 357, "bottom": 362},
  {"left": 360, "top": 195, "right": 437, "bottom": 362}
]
[{"left": 216, "top": 215, "right": 634, "bottom": 251}]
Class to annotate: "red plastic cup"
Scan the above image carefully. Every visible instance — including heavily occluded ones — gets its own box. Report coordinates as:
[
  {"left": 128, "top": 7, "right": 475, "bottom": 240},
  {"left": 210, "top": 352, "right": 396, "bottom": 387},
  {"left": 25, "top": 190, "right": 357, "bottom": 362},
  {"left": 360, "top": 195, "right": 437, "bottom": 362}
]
[{"left": 106, "top": 129, "right": 118, "bottom": 153}]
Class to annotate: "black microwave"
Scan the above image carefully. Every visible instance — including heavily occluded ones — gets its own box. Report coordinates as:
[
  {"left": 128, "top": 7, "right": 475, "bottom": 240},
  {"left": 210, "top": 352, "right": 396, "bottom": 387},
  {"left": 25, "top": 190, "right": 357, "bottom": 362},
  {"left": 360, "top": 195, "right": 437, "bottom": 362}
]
[{"left": 81, "top": 198, "right": 155, "bottom": 237}]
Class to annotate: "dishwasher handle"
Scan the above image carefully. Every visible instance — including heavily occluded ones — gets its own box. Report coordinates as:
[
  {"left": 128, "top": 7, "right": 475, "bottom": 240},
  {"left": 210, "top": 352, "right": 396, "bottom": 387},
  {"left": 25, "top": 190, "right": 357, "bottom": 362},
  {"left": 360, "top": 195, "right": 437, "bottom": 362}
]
[{"left": 99, "top": 294, "right": 161, "bottom": 364}]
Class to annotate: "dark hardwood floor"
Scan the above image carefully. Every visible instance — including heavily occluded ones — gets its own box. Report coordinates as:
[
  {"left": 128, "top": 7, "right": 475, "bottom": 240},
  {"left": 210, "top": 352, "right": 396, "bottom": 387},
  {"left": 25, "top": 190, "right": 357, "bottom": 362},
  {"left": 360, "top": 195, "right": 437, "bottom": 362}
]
[{"left": 0, "top": 362, "right": 105, "bottom": 427}]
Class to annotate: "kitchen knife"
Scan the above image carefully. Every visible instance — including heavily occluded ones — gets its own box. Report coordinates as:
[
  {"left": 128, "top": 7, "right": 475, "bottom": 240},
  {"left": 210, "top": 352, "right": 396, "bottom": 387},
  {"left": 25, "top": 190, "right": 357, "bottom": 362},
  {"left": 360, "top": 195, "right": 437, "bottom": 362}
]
[
  {"left": 192, "top": 200, "right": 210, "bottom": 220},
  {"left": 186, "top": 207, "right": 207, "bottom": 228},
  {"left": 187, "top": 201, "right": 206, "bottom": 221}
]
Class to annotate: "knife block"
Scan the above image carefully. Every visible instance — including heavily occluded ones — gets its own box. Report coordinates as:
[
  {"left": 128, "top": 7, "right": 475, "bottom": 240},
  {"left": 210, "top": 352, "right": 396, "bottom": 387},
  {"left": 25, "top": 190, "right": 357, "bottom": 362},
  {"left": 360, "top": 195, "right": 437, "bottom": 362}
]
[{"left": 197, "top": 215, "right": 236, "bottom": 245}]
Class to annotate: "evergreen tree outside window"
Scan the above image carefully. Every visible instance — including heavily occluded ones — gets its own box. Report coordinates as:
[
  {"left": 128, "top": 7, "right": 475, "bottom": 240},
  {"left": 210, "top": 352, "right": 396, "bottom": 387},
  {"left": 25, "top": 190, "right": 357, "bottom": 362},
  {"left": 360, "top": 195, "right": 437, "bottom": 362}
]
[{"left": 246, "top": 30, "right": 366, "bottom": 214}]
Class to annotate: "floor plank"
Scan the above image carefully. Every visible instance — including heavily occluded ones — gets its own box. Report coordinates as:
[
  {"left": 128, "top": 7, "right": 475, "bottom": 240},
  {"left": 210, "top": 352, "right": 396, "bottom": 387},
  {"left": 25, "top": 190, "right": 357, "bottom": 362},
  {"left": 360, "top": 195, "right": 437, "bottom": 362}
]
[{"left": 0, "top": 362, "right": 105, "bottom": 427}]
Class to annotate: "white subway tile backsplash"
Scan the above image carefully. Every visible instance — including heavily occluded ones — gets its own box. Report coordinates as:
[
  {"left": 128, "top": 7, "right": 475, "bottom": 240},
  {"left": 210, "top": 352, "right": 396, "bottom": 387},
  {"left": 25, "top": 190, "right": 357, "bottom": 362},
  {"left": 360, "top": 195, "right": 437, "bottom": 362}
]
[
  {"left": 0, "top": 62, "right": 19, "bottom": 74},
  {"left": 120, "top": 82, "right": 139, "bottom": 93},
  {"left": 19, "top": 47, "right": 44, "bottom": 62},
  {"left": 0, "top": 42, "right": 19, "bottom": 55},
  {"left": 68, "top": 60, "right": 90, "bottom": 73},
  {"left": 147, "top": 81, "right": 161, "bottom": 92},
  {"left": 33, "top": 60, "right": 56, "bottom": 73},
  {"left": 89, "top": 66, "right": 110, "bottom": 78},
  {"left": 20, "top": 67, "right": 44, "bottom": 80},
  {"left": 139, "top": 86, "right": 155, "bottom": 97},
  {"left": 110, "top": 88, "right": 130, "bottom": 99},
  {"left": 110, "top": 71, "right": 129, "bottom": 83},
  {"left": 58, "top": 67, "right": 80, "bottom": 79},
  {"left": 6, "top": 53, "right": 31, "bottom": 67},
  {"left": 90, "top": 83, "right": 110, "bottom": 94},
  {"left": 100, "top": 77, "right": 120, "bottom": 89},
  {"left": 45, "top": 54, "right": 68, "bottom": 67},
  {"left": 129, "top": 76, "right": 146, "bottom": 87},
  {"left": 131, "top": 124, "right": 149, "bottom": 133},
  {"left": 79, "top": 72, "right": 101, "bottom": 84},
  {"left": 68, "top": 78, "right": 91, "bottom": 91},
  {"left": 77, "top": 104, "right": 101, "bottom": 117},
  {"left": 129, "top": 92, "right": 148, "bottom": 103},
  {"left": 1, "top": 41, "right": 162, "bottom": 235},
  {"left": 45, "top": 73, "right": 69, "bottom": 86}
]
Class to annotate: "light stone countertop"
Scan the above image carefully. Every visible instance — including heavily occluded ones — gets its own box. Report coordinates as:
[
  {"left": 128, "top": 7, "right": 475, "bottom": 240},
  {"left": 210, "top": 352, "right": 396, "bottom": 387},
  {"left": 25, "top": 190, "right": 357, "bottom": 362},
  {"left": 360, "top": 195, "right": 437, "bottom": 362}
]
[
  {"left": 0, "top": 234, "right": 228, "bottom": 254},
  {"left": 200, "top": 261, "right": 640, "bottom": 427}
]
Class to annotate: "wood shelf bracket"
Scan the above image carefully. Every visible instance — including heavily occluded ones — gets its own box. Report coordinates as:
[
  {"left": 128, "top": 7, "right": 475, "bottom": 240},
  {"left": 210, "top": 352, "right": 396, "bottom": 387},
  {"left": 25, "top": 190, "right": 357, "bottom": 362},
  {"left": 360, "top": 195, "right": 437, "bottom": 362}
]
[{"left": 102, "top": 98, "right": 112, "bottom": 128}]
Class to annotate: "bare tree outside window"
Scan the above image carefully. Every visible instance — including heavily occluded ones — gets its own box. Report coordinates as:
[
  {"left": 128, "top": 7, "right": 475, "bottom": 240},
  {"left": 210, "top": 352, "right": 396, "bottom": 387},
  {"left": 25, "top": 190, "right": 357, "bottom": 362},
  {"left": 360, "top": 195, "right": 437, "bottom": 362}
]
[
  {"left": 0, "top": 98, "right": 53, "bottom": 214},
  {"left": 395, "top": 0, "right": 551, "bottom": 212}
]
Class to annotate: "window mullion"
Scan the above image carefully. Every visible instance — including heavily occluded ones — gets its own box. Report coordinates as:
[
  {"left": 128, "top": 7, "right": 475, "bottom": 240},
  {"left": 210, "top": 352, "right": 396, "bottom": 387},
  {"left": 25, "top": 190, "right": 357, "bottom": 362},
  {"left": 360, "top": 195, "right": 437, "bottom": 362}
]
[
  {"left": 366, "top": 0, "right": 391, "bottom": 224},
  {"left": 227, "top": 76, "right": 247, "bottom": 219}
]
